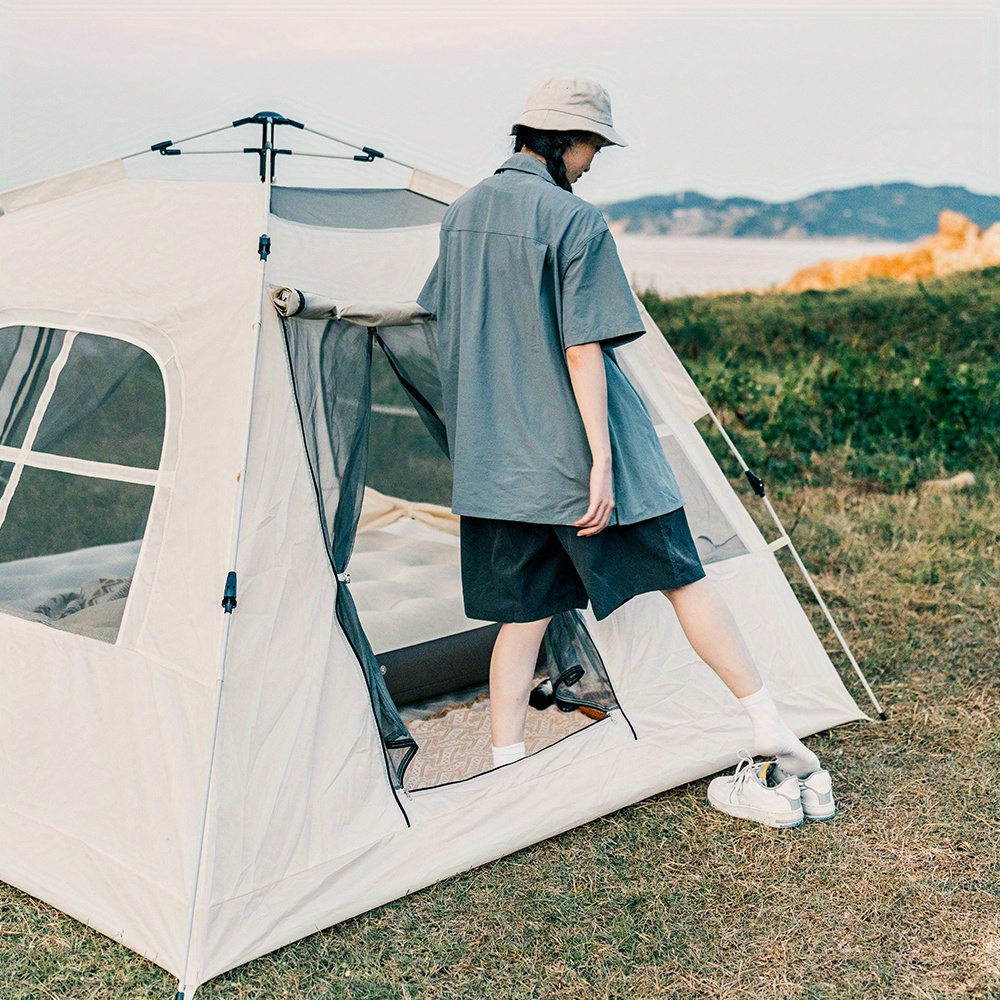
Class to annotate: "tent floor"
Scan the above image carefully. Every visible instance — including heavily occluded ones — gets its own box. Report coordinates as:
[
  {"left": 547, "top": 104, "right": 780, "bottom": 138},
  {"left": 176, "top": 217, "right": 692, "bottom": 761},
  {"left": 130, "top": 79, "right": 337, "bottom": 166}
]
[{"left": 402, "top": 679, "right": 595, "bottom": 789}]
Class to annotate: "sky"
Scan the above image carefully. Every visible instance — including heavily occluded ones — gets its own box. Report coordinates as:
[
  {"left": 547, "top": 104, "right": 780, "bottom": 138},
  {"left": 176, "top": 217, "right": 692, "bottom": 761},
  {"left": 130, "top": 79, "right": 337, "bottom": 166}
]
[{"left": 1, "top": 0, "right": 998, "bottom": 204}]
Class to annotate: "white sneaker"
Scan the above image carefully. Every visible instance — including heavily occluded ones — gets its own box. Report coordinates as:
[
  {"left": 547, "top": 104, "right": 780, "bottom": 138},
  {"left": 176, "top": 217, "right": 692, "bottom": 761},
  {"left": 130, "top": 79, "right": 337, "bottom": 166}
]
[
  {"left": 799, "top": 768, "right": 836, "bottom": 821},
  {"left": 707, "top": 752, "right": 804, "bottom": 829}
]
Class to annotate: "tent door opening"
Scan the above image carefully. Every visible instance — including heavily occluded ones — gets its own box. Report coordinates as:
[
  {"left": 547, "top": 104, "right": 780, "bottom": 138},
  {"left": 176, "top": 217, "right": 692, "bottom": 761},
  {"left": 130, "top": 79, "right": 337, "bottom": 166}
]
[{"left": 280, "top": 313, "right": 633, "bottom": 791}]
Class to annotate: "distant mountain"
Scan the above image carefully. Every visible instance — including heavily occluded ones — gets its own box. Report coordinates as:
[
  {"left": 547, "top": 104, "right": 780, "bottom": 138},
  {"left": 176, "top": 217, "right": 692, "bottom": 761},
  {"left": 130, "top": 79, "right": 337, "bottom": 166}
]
[{"left": 599, "top": 183, "right": 1000, "bottom": 241}]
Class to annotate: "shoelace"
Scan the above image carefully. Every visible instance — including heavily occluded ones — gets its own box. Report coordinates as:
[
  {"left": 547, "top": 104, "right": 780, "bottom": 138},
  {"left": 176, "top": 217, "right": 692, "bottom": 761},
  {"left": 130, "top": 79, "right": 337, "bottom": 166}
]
[{"left": 726, "top": 749, "right": 759, "bottom": 801}]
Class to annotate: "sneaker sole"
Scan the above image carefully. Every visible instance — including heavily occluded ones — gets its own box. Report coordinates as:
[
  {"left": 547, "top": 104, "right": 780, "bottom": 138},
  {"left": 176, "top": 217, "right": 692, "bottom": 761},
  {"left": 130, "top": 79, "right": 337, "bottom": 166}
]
[
  {"left": 803, "top": 807, "right": 836, "bottom": 822},
  {"left": 707, "top": 790, "right": 804, "bottom": 829},
  {"left": 799, "top": 770, "right": 835, "bottom": 822}
]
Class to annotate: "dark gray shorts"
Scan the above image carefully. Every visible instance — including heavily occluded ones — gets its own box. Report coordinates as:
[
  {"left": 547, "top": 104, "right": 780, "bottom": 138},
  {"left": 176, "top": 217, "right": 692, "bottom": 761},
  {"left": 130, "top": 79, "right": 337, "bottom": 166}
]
[{"left": 460, "top": 506, "right": 706, "bottom": 623}]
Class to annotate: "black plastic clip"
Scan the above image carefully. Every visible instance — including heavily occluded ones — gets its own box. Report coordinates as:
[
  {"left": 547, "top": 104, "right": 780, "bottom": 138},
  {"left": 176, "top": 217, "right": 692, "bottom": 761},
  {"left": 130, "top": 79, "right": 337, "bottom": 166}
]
[
  {"left": 353, "top": 146, "right": 384, "bottom": 162},
  {"left": 258, "top": 234, "right": 271, "bottom": 261},
  {"left": 232, "top": 112, "right": 304, "bottom": 130},
  {"left": 222, "top": 572, "right": 238, "bottom": 613},
  {"left": 745, "top": 469, "right": 766, "bottom": 498},
  {"left": 553, "top": 665, "right": 585, "bottom": 712},
  {"left": 151, "top": 140, "right": 181, "bottom": 156}
]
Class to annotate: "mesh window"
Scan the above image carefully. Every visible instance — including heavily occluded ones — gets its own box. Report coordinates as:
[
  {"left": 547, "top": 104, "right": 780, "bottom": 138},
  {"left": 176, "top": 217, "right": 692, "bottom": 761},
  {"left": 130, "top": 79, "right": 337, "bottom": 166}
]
[
  {"left": 0, "top": 468, "right": 153, "bottom": 562},
  {"left": 35, "top": 333, "right": 165, "bottom": 468},
  {"left": 0, "top": 327, "right": 66, "bottom": 448},
  {"left": 659, "top": 434, "right": 748, "bottom": 565},
  {"left": 281, "top": 315, "right": 418, "bottom": 788},
  {"left": 0, "top": 468, "right": 152, "bottom": 642},
  {"left": 610, "top": 348, "right": 748, "bottom": 564},
  {"left": 540, "top": 609, "right": 631, "bottom": 723},
  {"left": 0, "top": 327, "right": 165, "bottom": 644},
  {"left": 368, "top": 335, "right": 453, "bottom": 507}
]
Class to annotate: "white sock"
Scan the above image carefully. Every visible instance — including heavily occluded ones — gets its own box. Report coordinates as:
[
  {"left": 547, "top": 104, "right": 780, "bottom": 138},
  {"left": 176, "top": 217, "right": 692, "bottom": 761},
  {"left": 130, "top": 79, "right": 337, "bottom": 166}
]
[
  {"left": 738, "top": 684, "right": 820, "bottom": 777},
  {"left": 492, "top": 742, "right": 526, "bottom": 768}
]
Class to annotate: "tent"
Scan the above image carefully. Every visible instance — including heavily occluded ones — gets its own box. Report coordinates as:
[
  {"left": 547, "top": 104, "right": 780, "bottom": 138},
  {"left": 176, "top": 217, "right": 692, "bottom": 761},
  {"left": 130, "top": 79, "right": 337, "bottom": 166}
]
[{"left": 0, "top": 115, "right": 877, "bottom": 997}]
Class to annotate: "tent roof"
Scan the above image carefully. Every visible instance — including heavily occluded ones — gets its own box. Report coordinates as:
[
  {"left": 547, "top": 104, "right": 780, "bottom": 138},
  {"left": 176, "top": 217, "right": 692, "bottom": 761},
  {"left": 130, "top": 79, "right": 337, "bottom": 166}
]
[{"left": 271, "top": 186, "right": 448, "bottom": 229}]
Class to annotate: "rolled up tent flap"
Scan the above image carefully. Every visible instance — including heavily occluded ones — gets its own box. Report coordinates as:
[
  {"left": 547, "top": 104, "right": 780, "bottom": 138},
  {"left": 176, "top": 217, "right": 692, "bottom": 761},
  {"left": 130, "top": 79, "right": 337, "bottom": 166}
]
[
  {"left": 406, "top": 168, "right": 467, "bottom": 206},
  {"left": 0, "top": 159, "right": 127, "bottom": 215},
  {"left": 270, "top": 286, "right": 431, "bottom": 327}
]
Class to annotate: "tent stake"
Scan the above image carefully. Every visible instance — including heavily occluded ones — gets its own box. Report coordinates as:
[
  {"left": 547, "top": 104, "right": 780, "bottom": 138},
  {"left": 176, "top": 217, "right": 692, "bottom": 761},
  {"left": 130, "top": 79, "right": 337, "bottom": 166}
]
[{"left": 705, "top": 409, "right": 888, "bottom": 720}]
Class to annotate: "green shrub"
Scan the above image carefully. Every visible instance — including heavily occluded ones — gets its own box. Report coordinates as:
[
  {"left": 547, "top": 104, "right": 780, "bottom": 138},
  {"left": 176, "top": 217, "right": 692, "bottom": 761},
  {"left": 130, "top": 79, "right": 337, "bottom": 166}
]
[{"left": 641, "top": 268, "right": 1000, "bottom": 491}]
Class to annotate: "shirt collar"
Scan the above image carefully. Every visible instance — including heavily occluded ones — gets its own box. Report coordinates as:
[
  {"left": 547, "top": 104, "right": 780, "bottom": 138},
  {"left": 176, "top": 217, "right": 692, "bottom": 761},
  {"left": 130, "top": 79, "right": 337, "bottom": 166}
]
[{"left": 494, "top": 151, "right": 557, "bottom": 185}]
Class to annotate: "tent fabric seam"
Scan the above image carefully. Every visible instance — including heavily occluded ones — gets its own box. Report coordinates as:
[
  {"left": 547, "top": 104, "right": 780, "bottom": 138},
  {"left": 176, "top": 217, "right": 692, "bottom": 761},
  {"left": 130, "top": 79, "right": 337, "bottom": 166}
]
[
  {"left": 197, "top": 714, "right": 625, "bottom": 907},
  {"left": 268, "top": 215, "right": 441, "bottom": 237},
  {"left": 0, "top": 804, "right": 187, "bottom": 902},
  {"left": 0, "top": 308, "right": 180, "bottom": 356},
  {"left": 176, "top": 172, "right": 276, "bottom": 991},
  {"left": 0, "top": 608, "right": 219, "bottom": 687}
]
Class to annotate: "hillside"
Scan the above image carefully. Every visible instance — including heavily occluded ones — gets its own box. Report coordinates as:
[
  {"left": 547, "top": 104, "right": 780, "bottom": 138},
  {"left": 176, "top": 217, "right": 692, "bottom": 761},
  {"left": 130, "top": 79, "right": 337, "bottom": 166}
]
[{"left": 601, "top": 182, "right": 1000, "bottom": 241}]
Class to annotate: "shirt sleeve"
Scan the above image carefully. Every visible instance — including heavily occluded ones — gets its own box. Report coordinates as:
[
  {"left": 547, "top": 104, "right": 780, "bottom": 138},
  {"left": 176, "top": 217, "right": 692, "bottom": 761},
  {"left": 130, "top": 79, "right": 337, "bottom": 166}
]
[
  {"left": 559, "top": 228, "right": 645, "bottom": 351},
  {"left": 415, "top": 257, "right": 440, "bottom": 318}
]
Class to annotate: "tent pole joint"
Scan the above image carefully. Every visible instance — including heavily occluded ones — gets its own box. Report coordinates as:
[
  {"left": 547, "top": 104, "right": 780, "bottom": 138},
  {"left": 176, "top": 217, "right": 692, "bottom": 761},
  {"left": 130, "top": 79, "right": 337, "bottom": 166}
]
[
  {"left": 221, "top": 571, "right": 238, "bottom": 613},
  {"left": 233, "top": 111, "right": 304, "bottom": 181},
  {"left": 150, "top": 139, "right": 181, "bottom": 157},
  {"left": 258, "top": 234, "right": 271, "bottom": 261},
  {"left": 745, "top": 468, "right": 766, "bottom": 498}
]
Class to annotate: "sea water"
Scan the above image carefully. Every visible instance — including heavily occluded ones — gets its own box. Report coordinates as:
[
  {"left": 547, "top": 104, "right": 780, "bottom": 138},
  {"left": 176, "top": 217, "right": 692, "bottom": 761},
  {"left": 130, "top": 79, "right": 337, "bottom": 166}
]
[{"left": 613, "top": 234, "right": 911, "bottom": 297}]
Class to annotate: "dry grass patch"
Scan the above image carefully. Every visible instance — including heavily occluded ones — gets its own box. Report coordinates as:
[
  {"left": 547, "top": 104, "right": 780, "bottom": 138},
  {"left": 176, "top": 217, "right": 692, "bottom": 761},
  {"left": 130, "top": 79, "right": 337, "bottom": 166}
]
[{"left": 3, "top": 477, "right": 999, "bottom": 999}]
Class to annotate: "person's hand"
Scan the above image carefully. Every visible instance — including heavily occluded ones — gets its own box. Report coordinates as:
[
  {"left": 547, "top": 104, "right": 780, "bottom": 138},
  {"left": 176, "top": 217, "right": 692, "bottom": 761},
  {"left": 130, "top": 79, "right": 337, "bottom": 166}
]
[{"left": 574, "top": 459, "right": 614, "bottom": 536}]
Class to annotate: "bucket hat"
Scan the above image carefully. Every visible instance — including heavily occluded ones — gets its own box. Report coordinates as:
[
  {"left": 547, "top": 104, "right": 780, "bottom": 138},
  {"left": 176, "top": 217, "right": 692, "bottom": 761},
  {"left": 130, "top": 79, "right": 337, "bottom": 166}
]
[{"left": 511, "top": 77, "right": 628, "bottom": 147}]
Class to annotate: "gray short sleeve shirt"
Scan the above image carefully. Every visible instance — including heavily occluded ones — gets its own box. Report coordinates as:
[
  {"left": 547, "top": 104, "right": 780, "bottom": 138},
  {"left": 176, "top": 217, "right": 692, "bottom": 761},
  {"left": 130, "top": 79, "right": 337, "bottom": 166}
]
[{"left": 417, "top": 151, "right": 684, "bottom": 526}]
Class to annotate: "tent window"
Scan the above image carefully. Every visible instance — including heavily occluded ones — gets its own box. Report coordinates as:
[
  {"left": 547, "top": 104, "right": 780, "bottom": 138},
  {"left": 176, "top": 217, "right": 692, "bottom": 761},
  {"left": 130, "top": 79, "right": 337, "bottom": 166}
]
[
  {"left": 658, "top": 433, "right": 749, "bottom": 565},
  {"left": 34, "top": 333, "right": 165, "bottom": 468},
  {"left": 0, "top": 468, "right": 153, "bottom": 561},
  {"left": 0, "top": 326, "right": 164, "bottom": 644},
  {"left": 0, "top": 326, "right": 66, "bottom": 449}
]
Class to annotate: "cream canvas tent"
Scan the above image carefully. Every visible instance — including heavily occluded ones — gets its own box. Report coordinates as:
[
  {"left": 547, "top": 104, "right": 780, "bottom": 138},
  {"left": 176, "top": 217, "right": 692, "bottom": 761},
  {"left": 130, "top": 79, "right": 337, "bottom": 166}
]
[{"left": 0, "top": 115, "right": 877, "bottom": 996}]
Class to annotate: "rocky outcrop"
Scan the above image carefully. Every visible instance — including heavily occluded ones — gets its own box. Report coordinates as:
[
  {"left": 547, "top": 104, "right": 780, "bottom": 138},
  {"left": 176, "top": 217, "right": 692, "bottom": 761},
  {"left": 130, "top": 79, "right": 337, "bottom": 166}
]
[{"left": 779, "top": 211, "right": 1000, "bottom": 292}]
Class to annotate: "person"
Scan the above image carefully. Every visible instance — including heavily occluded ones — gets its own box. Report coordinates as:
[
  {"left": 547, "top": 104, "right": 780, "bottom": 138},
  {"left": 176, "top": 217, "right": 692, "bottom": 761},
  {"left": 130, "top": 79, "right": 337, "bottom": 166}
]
[{"left": 416, "top": 77, "right": 835, "bottom": 827}]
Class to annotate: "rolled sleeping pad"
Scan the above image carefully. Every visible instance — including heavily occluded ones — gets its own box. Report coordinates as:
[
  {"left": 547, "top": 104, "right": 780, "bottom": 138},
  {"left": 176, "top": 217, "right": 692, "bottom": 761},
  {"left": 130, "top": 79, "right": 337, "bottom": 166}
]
[{"left": 377, "top": 623, "right": 501, "bottom": 707}]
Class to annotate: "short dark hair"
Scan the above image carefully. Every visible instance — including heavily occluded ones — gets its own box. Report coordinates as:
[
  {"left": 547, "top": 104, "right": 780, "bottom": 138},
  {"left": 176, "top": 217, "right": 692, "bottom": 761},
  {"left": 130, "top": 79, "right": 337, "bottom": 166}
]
[{"left": 512, "top": 125, "right": 598, "bottom": 192}]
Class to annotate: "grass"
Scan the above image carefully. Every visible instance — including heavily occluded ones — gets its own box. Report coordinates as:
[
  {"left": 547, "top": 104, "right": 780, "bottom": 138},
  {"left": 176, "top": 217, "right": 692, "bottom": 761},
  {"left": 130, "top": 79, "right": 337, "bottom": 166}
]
[
  {"left": 3, "top": 472, "right": 998, "bottom": 999},
  {"left": 641, "top": 267, "right": 1000, "bottom": 492}
]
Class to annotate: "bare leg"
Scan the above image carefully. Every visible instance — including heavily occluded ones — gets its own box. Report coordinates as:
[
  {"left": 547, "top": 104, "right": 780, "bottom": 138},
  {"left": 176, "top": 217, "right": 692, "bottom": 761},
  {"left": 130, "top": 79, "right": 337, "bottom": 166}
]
[
  {"left": 660, "top": 578, "right": 761, "bottom": 698},
  {"left": 662, "top": 578, "right": 820, "bottom": 775},
  {"left": 489, "top": 617, "right": 552, "bottom": 749}
]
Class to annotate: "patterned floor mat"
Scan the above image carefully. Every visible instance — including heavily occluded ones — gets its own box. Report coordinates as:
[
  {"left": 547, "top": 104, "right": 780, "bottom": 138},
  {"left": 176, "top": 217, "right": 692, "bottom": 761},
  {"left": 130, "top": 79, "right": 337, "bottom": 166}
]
[{"left": 404, "top": 698, "right": 595, "bottom": 789}]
